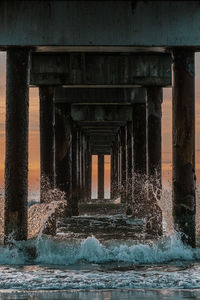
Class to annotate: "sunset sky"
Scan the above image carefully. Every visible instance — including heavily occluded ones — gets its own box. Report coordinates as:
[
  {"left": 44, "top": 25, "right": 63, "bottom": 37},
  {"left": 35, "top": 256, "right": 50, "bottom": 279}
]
[{"left": 0, "top": 52, "right": 200, "bottom": 195}]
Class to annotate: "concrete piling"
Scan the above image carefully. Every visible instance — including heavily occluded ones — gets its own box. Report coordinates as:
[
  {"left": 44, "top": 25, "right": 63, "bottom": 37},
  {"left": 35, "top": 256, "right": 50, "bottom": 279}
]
[
  {"left": 55, "top": 105, "right": 72, "bottom": 197},
  {"left": 70, "top": 126, "right": 79, "bottom": 216},
  {"left": 172, "top": 49, "right": 196, "bottom": 247},
  {"left": 120, "top": 127, "right": 127, "bottom": 203},
  {"left": 4, "top": 48, "right": 30, "bottom": 242},
  {"left": 110, "top": 150, "right": 114, "bottom": 199},
  {"left": 132, "top": 99, "right": 147, "bottom": 217},
  {"left": 85, "top": 139, "right": 92, "bottom": 202},
  {"left": 81, "top": 134, "right": 86, "bottom": 202},
  {"left": 112, "top": 139, "right": 119, "bottom": 199},
  {"left": 146, "top": 87, "right": 163, "bottom": 236},
  {"left": 77, "top": 130, "right": 81, "bottom": 202},
  {"left": 98, "top": 154, "right": 104, "bottom": 200},
  {"left": 126, "top": 121, "right": 133, "bottom": 214},
  {"left": 118, "top": 133, "right": 121, "bottom": 199},
  {"left": 39, "top": 86, "right": 55, "bottom": 203}
]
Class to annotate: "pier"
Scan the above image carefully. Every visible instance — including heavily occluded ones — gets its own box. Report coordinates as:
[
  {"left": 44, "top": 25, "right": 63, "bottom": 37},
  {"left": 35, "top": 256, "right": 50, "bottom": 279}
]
[{"left": 0, "top": 1, "right": 199, "bottom": 247}]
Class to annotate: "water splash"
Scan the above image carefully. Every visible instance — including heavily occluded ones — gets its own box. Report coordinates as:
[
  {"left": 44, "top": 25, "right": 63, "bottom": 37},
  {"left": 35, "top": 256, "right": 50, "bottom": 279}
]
[
  {"left": 0, "top": 235, "right": 199, "bottom": 290},
  {"left": 0, "top": 234, "right": 198, "bottom": 266}
]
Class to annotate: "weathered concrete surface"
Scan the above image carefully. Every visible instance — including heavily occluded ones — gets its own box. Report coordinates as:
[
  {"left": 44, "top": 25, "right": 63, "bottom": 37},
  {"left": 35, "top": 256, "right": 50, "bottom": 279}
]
[
  {"left": 110, "top": 151, "right": 114, "bottom": 199},
  {"left": 70, "top": 127, "right": 79, "bottom": 216},
  {"left": 80, "top": 133, "right": 87, "bottom": 202},
  {"left": 39, "top": 87, "right": 55, "bottom": 203},
  {"left": 172, "top": 49, "right": 196, "bottom": 247},
  {"left": 55, "top": 105, "right": 72, "bottom": 162},
  {"left": 98, "top": 154, "right": 104, "bottom": 200},
  {"left": 80, "top": 122, "right": 123, "bottom": 127},
  {"left": 71, "top": 104, "right": 132, "bottom": 122},
  {"left": 56, "top": 215, "right": 146, "bottom": 243},
  {"left": 0, "top": 198, "right": 4, "bottom": 242},
  {"left": 4, "top": 48, "right": 30, "bottom": 243},
  {"left": 126, "top": 121, "right": 133, "bottom": 214},
  {"left": 81, "top": 123, "right": 122, "bottom": 134},
  {"left": 55, "top": 105, "right": 72, "bottom": 197},
  {"left": 79, "top": 202, "right": 126, "bottom": 216},
  {"left": 85, "top": 140, "right": 92, "bottom": 202},
  {"left": 55, "top": 87, "right": 147, "bottom": 104},
  {"left": 77, "top": 130, "right": 81, "bottom": 204},
  {"left": 92, "top": 147, "right": 111, "bottom": 154},
  {"left": 87, "top": 131, "right": 117, "bottom": 136},
  {"left": 146, "top": 87, "right": 163, "bottom": 237},
  {"left": 1, "top": 1, "right": 200, "bottom": 47},
  {"left": 117, "top": 133, "right": 121, "bottom": 198},
  {"left": 112, "top": 139, "right": 119, "bottom": 199},
  {"left": 120, "top": 127, "right": 126, "bottom": 203},
  {"left": 30, "top": 53, "right": 171, "bottom": 87},
  {"left": 132, "top": 99, "right": 147, "bottom": 217},
  {"left": 89, "top": 135, "right": 115, "bottom": 145}
]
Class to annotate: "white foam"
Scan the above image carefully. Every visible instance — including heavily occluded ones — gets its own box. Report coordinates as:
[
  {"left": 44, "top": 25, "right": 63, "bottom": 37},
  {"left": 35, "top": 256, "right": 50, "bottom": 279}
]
[
  {"left": 0, "top": 235, "right": 199, "bottom": 289},
  {"left": 32, "top": 234, "right": 200, "bottom": 265}
]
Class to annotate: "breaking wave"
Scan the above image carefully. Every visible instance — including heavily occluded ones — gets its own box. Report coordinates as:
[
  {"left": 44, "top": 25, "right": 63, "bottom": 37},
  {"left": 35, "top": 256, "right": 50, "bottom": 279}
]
[
  {"left": 0, "top": 234, "right": 199, "bottom": 266},
  {"left": 0, "top": 235, "right": 199, "bottom": 290}
]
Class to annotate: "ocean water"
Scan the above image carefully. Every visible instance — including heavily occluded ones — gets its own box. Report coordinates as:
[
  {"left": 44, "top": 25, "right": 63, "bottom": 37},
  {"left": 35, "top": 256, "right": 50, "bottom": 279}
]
[
  {"left": 0, "top": 235, "right": 199, "bottom": 299},
  {"left": 0, "top": 184, "right": 199, "bottom": 300}
]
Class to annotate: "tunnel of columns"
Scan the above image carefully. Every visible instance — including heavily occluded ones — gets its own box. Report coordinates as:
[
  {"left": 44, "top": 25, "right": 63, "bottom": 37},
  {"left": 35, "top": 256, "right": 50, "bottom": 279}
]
[{"left": 4, "top": 49, "right": 196, "bottom": 248}]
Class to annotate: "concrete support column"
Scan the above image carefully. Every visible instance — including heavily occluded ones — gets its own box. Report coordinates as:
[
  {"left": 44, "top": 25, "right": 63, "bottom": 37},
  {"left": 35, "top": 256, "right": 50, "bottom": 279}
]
[
  {"left": 80, "top": 132, "right": 83, "bottom": 201},
  {"left": 132, "top": 98, "right": 147, "bottom": 217},
  {"left": 113, "top": 138, "right": 119, "bottom": 199},
  {"left": 126, "top": 121, "right": 133, "bottom": 214},
  {"left": 55, "top": 105, "right": 72, "bottom": 197},
  {"left": 82, "top": 134, "right": 87, "bottom": 202},
  {"left": 39, "top": 87, "right": 55, "bottom": 203},
  {"left": 70, "top": 126, "right": 79, "bottom": 216},
  {"left": 146, "top": 87, "right": 163, "bottom": 236},
  {"left": 66, "top": 143, "right": 72, "bottom": 200},
  {"left": 120, "top": 127, "right": 126, "bottom": 203},
  {"left": 110, "top": 149, "right": 114, "bottom": 199},
  {"left": 85, "top": 139, "right": 92, "bottom": 202},
  {"left": 118, "top": 133, "right": 121, "bottom": 198},
  {"left": 98, "top": 154, "right": 104, "bottom": 200},
  {"left": 88, "top": 150, "right": 92, "bottom": 201},
  {"left": 4, "top": 48, "right": 30, "bottom": 242},
  {"left": 172, "top": 49, "right": 196, "bottom": 247},
  {"left": 77, "top": 130, "right": 81, "bottom": 201}
]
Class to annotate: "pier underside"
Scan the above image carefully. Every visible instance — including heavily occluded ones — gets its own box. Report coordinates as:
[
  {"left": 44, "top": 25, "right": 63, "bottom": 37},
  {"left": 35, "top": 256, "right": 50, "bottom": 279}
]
[{"left": 0, "top": 0, "right": 197, "bottom": 248}]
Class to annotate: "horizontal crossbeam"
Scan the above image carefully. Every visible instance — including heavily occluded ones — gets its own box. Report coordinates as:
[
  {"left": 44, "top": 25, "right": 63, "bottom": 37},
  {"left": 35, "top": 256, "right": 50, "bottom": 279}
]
[
  {"left": 54, "top": 87, "right": 146, "bottom": 104},
  {"left": 71, "top": 104, "right": 132, "bottom": 122},
  {"left": 30, "top": 53, "right": 171, "bottom": 87}
]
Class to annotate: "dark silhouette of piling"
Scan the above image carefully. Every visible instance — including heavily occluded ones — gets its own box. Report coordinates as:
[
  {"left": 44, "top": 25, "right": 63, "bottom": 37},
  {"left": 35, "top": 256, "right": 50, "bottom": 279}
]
[
  {"left": 172, "top": 49, "right": 196, "bottom": 247},
  {"left": 98, "top": 154, "right": 104, "bottom": 200},
  {"left": 70, "top": 126, "right": 79, "bottom": 215},
  {"left": 146, "top": 87, "right": 163, "bottom": 236},
  {"left": 4, "top": 48, "right": 30, "bottom": 242},
  {"left": 132, "top": 101, "right": 147, "bottom": 217},
  {"left": 55, "top": 105, "right": 72, "bottom": 197},
  {"left": 126, "top": 121, "right": 133, "bottom": 213},
  {"left": 39, "top": 86, "right": 55, "bottom": 203}
]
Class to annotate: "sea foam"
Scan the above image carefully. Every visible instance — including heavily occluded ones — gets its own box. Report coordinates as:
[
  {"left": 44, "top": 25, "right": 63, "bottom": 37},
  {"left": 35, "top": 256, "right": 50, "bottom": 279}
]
[{"left": 0, "top": 234, "right": 198, "bottom": 266}]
